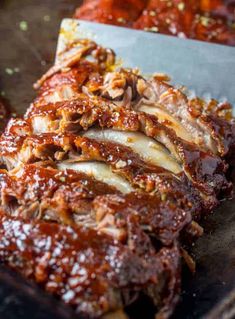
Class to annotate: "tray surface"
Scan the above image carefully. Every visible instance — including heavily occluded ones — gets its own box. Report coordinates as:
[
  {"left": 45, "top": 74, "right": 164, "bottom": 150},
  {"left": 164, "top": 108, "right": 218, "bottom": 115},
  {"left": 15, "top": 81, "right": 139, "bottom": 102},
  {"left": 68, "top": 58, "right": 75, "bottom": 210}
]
[{"left": 0, "top": 2, "right": 235, "bottom": 319}]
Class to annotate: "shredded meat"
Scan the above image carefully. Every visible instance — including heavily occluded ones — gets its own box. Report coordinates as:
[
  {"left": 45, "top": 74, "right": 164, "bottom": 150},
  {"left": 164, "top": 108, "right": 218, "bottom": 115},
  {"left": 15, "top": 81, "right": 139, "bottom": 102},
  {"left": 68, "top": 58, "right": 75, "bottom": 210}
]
[{"left": 0, "top": 39, "right": 234, "bottom": 318}]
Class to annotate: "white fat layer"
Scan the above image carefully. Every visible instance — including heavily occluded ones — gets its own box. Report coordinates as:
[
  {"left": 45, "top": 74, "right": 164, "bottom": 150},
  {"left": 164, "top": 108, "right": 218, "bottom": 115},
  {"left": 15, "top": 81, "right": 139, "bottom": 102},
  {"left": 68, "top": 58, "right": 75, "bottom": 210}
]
[
  {"left": 31, "top": 116, "right": 51, "bottom": 134},
  {"left": 83, "top": 129, "right": 182, "bottom": 174},
  {"left": 57, "top": 161, "right": 134, "bottom": 194},
  {"left": 139, "top": 105, "right": 194, "bottom": 143},
  {"left": 158, "top": 91, "right": 217, "bottom": 152},
  {"left": 31, "top": 116, "right": 59, "bottom": 135},
  {"left": 43, "top": 85, "right": 78, "bottom": 104}
]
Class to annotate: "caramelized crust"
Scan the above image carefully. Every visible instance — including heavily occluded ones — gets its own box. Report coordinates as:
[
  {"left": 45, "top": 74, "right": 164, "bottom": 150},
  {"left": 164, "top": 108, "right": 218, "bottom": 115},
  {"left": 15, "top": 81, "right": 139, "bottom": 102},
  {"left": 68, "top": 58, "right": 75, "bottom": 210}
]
[
  {"left": 0, "top": 211, "right": 181, "bottom": 318},
  {"left": 93, "top": 192, "right": 191, "bottom": 245},
  {"left": 0, "top": 164, "right": 118, "bottom": 224}
]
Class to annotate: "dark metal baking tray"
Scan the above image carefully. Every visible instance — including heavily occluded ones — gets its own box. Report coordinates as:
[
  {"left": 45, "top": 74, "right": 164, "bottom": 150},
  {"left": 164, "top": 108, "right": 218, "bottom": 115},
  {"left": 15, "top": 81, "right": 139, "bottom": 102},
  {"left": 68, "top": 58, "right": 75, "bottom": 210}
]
[{"left": 0, "top": 2, "right": 235, "bottom": 318}]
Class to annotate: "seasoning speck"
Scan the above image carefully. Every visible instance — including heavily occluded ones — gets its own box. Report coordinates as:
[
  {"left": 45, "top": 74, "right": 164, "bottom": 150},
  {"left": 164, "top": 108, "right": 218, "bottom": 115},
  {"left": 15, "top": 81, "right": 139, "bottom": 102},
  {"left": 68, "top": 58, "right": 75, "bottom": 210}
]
[
  {"left": 144, "top": 26, "right": 159, "bottom": 33},
  {"left": 5, "top": 67, "right": 20, "bottom": 75},
  {"left": 5, "top": 68, "right": 14, "bottom": 75},
  {"left": 116, "top": 160, "right": 127, "bottom": 168},
  {"left": 161, "top": 193, "right": 167, "bottom": 201},
  {"left": 200, "top": 16, "right": 211, "bottom": 27},
  {"left": 43, "top": 15, "right": 51, "bottom": 22},
  {"left": 149, "top": 10, "right": 156, "bottom": 17},
  {"left": 117, "top": 17, "right": 126, "bottom": 24},
  {"left": 19, "top": 21, "right": 28, "bottom": 31},
  {"left": 178, "top": 2, "right": 185, "bottom": 11}
]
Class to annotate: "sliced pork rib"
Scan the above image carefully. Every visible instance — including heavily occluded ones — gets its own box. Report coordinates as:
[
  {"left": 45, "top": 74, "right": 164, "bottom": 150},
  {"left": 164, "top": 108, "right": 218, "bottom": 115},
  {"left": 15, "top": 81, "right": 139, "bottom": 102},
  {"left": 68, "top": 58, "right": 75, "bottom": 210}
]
[
  {"left": 25, "top": 95, "right": 232, "bottom": 203},
  {"left": 0, "top": 164, "right": 192, "bottom": 245},
  {"left": 0, "top": 39, "right": 234, "bottom": 318}
]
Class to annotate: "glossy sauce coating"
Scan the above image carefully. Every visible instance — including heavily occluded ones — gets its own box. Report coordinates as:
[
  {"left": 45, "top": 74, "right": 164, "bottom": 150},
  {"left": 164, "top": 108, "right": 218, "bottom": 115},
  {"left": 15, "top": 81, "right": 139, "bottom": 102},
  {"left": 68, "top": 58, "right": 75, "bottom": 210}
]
[
  {"left": 0, "top": 163, "right": 193, "bottom": 245},
  {"left": 0, "top": 212, "right": 181, "bottom": 317},
  {"left": 75, "top": 0, "right": 235, "bottom": 45}
]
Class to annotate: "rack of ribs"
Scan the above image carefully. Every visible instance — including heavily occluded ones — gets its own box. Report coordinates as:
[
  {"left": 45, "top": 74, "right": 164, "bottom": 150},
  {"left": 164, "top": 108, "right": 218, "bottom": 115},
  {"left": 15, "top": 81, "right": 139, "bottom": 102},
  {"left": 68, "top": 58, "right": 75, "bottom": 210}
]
[
  {"left": 74, "top": 0, "right": 235, "bottom": 46},
  {"left": 0, "top": 39, "right": 234, "bottom": 318}
]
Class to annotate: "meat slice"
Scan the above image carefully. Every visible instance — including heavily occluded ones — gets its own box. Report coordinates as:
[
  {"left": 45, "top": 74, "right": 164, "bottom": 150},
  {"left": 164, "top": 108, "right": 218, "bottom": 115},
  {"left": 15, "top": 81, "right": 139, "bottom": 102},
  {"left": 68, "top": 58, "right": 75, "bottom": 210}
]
[
  {"left": 0, "top": 211, "right": 181, "bottom": 318},
  {"left": 0, "top": 163, "right": 193, "bottom": 245},
  {"left": 93, "top": 192, "right": 192, "bottom": 245},
  {"left": 71, "top": 135, "right": 204, "bottom": 216},
  {"left": 0, "top": 164, "right": 119, "bottom": 225},
  {"left": 151, "top": 81, "right": 235, "bottom": 157}
]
